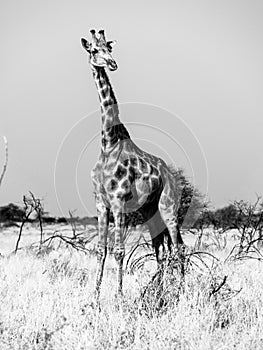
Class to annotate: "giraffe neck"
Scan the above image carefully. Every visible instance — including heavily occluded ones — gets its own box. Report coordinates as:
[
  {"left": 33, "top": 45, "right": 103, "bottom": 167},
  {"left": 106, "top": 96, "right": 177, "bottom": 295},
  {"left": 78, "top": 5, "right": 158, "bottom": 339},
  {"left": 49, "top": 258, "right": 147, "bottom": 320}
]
[{"left": 91, "top": 65, "right": 130, "bottom": 152}]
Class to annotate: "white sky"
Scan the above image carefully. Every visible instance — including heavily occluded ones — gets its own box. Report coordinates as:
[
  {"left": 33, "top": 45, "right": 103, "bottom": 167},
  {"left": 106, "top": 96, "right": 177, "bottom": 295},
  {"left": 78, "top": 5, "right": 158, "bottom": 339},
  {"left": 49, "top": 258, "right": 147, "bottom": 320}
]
[{"left": 1, "top": 0, "right": 263, "bottom": 216}]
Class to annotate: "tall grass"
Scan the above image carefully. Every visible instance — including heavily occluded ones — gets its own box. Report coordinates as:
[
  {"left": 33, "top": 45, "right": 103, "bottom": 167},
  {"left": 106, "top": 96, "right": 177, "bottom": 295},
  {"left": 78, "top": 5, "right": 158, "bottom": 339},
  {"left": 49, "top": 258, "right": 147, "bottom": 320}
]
[{"left": 1, "top": 242, "right": 263, "bottom": 350}]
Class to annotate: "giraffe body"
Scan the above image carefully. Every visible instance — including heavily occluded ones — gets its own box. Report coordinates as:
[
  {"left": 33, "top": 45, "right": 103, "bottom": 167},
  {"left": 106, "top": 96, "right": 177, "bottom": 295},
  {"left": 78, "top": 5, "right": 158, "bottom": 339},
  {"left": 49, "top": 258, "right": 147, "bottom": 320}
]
[{"left": 81, "top": 30, "right": 184, "bottom": 299}]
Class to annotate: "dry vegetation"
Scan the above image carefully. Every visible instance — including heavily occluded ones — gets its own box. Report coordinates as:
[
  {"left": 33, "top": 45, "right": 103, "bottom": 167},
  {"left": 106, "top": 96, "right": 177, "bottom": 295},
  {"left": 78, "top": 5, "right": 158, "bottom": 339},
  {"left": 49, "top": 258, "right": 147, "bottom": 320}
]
[{"left": 1, "top": 224, "right": 263, "bottom": 350}]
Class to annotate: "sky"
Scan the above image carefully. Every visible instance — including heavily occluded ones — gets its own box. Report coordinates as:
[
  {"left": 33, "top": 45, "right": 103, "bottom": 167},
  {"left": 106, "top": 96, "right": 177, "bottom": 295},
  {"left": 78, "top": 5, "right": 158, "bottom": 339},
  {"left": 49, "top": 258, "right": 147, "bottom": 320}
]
[{"left": 0, "top": 0, "right": 263, "bottom": 217}]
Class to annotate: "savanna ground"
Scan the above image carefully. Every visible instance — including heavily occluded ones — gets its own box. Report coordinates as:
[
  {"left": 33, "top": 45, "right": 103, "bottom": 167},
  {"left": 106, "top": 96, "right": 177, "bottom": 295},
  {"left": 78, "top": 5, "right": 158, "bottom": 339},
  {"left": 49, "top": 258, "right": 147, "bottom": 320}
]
[{"left": 1, "top": 223, "right": 263, "bottom": 350}]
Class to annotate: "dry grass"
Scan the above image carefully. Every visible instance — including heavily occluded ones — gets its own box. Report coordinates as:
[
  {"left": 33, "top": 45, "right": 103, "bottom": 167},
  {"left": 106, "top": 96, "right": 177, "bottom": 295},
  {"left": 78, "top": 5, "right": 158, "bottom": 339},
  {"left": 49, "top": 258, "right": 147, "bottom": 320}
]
[{"left": 1, "top": 226, "right": 263, "bottom": 349}]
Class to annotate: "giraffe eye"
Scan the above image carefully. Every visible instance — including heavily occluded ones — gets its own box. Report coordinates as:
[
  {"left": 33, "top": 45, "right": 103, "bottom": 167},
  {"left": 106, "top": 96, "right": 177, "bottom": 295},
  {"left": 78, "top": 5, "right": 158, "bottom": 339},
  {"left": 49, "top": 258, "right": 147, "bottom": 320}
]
[
  {"left": 92, "top": 48, "right": 99, "bottom": 54},
  {"left": 107, "top": 45, "right": 112, "bottom": 53}
]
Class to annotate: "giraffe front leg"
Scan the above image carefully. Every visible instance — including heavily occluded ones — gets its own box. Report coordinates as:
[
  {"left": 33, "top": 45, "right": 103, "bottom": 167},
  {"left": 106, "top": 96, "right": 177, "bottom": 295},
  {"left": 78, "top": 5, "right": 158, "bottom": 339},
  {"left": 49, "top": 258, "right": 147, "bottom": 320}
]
[
  {"left": 112, "top": 210, "right": 125, "bottom": 296},
  {"left": 94, "top": 198, "right": 110, "bottom": 301}
]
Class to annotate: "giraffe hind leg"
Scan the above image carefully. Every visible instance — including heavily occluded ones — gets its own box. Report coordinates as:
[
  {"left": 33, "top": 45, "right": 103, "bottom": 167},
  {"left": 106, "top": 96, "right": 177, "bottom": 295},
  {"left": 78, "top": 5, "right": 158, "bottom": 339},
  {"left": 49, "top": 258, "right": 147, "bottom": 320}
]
[
  {"left": 158, "top": 184, "right": 185, "bottom": 274},
  {"left": 140, "top": 202, "right": 171, "bottom": 264},
  {"left": 158, "top": 177, "right": 184, "bottom": 248}
]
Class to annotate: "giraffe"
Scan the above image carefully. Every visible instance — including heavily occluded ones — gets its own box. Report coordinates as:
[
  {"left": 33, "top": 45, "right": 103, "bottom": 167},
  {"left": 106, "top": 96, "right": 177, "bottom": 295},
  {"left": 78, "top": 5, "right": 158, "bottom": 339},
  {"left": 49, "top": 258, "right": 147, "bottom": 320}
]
[{"left": 81, "top": 29, "right": 185, "bottom": 299}]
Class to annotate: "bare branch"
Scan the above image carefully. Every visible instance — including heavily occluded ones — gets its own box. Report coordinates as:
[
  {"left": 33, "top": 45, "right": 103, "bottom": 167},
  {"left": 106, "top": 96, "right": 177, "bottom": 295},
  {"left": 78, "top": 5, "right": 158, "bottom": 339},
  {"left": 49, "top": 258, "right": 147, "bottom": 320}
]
[
  {"left": 68, "top": 209, "right": 77, "bottom": 239},
  {"left": 14, "top": 192, "right": 45, "bottom": 253},
  {"left": 0, "top": 136, "right": 8, "bottom": 188}
]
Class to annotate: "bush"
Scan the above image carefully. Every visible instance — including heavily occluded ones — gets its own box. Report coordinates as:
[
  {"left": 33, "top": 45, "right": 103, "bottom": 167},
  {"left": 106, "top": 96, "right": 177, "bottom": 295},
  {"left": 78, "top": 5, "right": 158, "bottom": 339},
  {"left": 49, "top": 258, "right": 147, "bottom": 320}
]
[{"left": 0, "top": 203, "right": 25, "bottom": 222}]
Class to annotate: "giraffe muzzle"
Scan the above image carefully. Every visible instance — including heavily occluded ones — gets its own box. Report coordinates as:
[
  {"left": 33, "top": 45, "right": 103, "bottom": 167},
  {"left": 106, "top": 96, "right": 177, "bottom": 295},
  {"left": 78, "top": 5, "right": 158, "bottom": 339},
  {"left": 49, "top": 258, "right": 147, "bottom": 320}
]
[{"left": 108, "top": 60, "right": 118, "bottom": 71}]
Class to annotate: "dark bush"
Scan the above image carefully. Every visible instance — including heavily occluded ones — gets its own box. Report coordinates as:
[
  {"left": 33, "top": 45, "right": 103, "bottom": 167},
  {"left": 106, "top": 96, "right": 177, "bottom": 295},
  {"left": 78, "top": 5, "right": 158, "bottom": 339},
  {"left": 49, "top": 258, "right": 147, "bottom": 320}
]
[{"left": 0, "top": 203, "right": 25, "bottom": 222}]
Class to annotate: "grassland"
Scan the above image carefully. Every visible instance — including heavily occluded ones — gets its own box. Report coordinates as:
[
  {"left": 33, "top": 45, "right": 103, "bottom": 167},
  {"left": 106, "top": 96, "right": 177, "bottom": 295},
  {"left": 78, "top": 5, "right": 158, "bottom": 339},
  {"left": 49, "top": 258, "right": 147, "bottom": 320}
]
[{"left": 1, "top": 224, "right": 263, "bottom": 349}]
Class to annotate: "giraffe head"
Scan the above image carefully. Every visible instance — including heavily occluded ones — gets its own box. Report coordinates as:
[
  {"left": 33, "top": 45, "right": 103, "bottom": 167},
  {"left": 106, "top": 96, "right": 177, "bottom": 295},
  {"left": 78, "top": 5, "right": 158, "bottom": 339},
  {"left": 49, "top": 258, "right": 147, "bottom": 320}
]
[{"left": 81, "top": 29, "right": 117, "bottom": 71}]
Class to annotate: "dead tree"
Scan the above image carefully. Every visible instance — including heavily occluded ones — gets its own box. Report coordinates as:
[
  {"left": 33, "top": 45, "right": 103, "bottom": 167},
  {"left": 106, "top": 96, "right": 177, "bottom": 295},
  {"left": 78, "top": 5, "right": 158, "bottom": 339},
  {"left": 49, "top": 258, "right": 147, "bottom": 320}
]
[
  {"left": 225, "top": 197, "right": 263, "bottom": 261},
  {"left": 231, "top": 198, "right": 263, "bottom": 253},
  {"left": 0, "top": 136, "right": 8, "bottom": 189},
  {"left": 15, "top": 196, "right": 35, "bottom": 253},
  {"left": 14, "top": 192, "right": 44, "bottom": 253}
]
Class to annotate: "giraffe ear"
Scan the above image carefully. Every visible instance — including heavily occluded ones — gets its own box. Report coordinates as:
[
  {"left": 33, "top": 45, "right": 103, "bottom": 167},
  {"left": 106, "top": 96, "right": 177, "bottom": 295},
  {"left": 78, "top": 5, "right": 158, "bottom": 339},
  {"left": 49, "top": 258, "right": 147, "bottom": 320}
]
[
  {"left": 81, "top": 38, "right": 91, "bottom": 53},
  {"left": 107, "top": 40, "right": 117, "bottom": 52}
]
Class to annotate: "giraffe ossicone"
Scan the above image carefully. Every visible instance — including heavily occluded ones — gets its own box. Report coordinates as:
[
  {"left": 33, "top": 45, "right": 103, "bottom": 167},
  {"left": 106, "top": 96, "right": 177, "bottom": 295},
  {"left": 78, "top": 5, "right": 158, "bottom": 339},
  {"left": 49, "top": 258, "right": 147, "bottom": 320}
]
[{"left": 81, "top": 29, "right": 185, "bottom": 299}]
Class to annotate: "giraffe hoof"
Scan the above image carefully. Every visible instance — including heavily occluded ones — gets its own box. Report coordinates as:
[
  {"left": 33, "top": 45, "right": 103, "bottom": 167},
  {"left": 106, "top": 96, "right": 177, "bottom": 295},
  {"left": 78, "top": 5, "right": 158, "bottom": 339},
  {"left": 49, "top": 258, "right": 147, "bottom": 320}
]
[
  {"left": 96, "top": 245, "right": 107, "bottom": 258},
  {"left": 114, "top": 250, "right": 125, "bottom": 261},
  {"left": 113, "top": 245, "right": 125, "bottom": 261}
]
